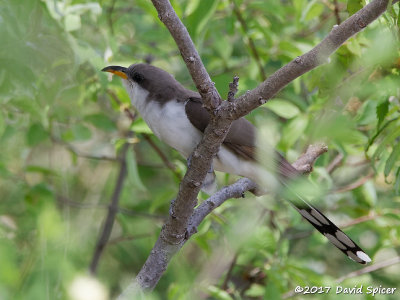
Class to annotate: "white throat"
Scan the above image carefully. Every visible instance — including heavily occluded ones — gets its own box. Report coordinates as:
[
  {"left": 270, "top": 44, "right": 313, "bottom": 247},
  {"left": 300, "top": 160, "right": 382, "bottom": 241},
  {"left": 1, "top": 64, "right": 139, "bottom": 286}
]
[{"left": 123, "top": 80, "right": 203, "bottom": 158}]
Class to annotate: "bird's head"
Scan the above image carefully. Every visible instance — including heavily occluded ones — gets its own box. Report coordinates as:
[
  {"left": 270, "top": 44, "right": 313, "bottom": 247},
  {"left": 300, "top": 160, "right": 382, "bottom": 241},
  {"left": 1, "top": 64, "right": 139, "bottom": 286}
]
[{"left": 102, "top": 63, "right": 195, "bottom": 103}]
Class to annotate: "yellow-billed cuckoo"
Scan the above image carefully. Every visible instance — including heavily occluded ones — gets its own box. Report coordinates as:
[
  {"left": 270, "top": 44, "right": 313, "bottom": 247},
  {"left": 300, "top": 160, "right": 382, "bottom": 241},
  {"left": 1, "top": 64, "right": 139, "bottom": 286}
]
[{"left": 102, "top": 63, "right": 371, "bottom": 264}]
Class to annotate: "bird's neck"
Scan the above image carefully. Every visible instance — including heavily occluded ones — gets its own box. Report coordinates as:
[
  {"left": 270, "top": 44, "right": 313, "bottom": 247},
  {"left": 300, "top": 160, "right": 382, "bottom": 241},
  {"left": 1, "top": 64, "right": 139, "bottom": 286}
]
[{"left": 122, "top": 80, "right": 151, "bottom": 114}]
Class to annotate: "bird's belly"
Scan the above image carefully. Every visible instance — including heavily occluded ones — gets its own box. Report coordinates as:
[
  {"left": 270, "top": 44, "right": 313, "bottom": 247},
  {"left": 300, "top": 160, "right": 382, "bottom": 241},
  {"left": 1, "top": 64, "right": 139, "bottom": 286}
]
[{"left": 141, "top": 100, "right": 203, "bottom": 158}]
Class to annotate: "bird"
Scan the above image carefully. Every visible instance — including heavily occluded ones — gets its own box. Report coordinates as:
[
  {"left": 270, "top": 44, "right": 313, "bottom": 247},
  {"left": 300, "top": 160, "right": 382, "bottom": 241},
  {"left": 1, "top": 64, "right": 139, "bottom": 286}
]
[{"left": 102, "top": 63, "right": 371, "bottom": 264}]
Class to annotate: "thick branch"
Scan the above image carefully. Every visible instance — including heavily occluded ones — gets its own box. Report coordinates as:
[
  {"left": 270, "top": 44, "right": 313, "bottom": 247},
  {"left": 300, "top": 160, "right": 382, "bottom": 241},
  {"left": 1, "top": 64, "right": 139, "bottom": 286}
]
[
  {"left": 148, "top": 0, "right": 234, "bottom": 281},
  {"left": 118, "top": 144, "right": 327, "bottom": 298}
]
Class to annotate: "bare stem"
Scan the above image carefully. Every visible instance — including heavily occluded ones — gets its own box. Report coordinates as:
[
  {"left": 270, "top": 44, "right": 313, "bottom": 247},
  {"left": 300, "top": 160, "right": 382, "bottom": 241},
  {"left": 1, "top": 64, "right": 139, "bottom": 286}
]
[{"left": 89, "top": 142, "right": 130, "bottom": 275}]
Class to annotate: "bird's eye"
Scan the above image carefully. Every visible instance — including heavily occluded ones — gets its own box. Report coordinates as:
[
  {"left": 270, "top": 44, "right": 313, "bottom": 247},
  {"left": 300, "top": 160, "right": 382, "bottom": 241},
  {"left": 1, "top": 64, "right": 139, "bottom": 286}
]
[{"left": 132, "top": 72, "right": 144, "bottom": 82}]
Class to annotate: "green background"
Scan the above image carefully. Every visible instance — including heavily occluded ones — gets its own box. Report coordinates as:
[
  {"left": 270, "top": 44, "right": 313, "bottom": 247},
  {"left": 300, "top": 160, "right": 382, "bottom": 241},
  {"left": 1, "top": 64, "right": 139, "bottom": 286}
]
[{"left": 0, "top": 0, "right": 400, "bottom": 299}]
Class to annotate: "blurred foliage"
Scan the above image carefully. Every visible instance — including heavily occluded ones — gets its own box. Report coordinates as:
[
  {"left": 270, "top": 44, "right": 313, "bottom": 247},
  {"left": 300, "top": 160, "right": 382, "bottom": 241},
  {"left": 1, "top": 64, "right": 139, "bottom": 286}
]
[{"left": 0, "top": 0, "right": 400, "bottom": 299}]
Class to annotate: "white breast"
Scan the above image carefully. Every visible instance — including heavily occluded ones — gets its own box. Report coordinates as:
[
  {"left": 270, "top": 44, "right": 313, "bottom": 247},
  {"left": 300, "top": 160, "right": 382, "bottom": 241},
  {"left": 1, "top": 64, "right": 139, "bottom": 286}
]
[
  {"left": 123, "top": 80, "right": 202, "bottom": 158},
  {"left": 122, "top": 79, "right": 276, "bottom": 191}
]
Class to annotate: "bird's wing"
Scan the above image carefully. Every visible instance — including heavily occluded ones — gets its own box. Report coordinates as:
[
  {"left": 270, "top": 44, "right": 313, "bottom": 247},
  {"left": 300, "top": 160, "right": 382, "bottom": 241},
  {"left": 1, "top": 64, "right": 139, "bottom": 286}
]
[
  {"left": 184, "top": 96, "right": 370, "bottom": 264},
  {"left": 184, "top": 96, "right": 256, "bottom": 160},
  {"left": 184, "top": 97, "right": 296, "bottom": 177}
]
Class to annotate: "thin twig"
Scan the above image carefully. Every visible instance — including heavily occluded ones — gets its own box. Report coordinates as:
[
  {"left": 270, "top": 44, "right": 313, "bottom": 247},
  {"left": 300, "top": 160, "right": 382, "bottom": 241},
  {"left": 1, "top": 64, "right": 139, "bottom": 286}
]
[
  {"left": 227, "top": 76, "right": 239, "bottom": 102},
  {"left": 333, "top": 0, "right": 341, "bottom": 24},
  {"left": 51, "top": 135, "right": 118, "bottom": 161},
  {"left": 292, "top": 143, "right": 328, "bottom": 174},
  {"left": 107, "top": 0, "right": 118, "bottom": 34},
  {"left": 142, "top": 134, "right": 181, "bottom": 180},
  {"left": 221, "top": 253, "right": 238, "bottom": 290},
  {"left": 333, "top": 173, "right": 374, "bottom": 193},
  {"left": 57, "top": 195, "right": 165, "bottom": 219},
  {"left": 283, "top": 257, "right": 400, "bottom": 298},
  {"left": 108, "top": 233, "right": 154, "bottom": 246},
  {"left": 89, "top": 142, "right": 130, "bottom": 275},
  {"left": 326, "top": 153, "right": 344, "bottom": 174},
  {"left": 340, "top": 213, "right": 380, "bottom": 228},
  {"left": 231, "top": 0, "right": 266, "bottom": 81},
  {"left": 107, "top": 89, "right": 137, "bottom": 121},
  {"left": 337, "top": 256, "right": 400, "bottom": 283},
  {"left": 294, "top": 12, "right": 333, "bottom": 38}
]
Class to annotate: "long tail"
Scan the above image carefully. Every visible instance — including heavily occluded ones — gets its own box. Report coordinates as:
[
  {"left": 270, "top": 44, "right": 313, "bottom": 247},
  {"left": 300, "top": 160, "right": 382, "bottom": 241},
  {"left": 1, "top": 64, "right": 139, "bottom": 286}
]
[{"left": 277, "top": 154, "right": 371, "bottom": 264}]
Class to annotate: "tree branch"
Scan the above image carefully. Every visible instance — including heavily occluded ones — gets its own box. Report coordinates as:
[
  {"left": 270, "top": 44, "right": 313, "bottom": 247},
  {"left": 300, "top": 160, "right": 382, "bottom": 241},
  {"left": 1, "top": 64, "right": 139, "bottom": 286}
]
[
  {"left": 333, "top": 172, "right": 374, "bottom": 193},
  {"left": 148, "top": 0, "right": 234, "bottom": 281},
  {"left": 89, "top": 142, "right": 130, "bottom": 275},
  {"left": 118, "top": 144, "right": 327, "bottom": 298},
  {"left": 326, "top": 153, "right": 344, "bottom": 174},
  {"left": 226, "top": 0, "right": 399, "bottom": 120},
  {"left": 291, "top": 143, "right": 328, "bottom": 174}
]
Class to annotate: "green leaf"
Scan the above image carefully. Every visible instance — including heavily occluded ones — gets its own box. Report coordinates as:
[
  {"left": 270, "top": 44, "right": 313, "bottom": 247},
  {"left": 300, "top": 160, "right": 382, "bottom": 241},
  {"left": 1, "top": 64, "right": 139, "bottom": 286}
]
[
  {"left": 131, "top": 118, "right": 152, "bottom": 134},
  {"left": 356, "top": 100, "right": 377, "bottom": 126},
  {"left": 64, "top": 14, "right": 81, "bottom": 32},
  {"left": 84, "top": 113, "right": 116, "bottom": 132},
  {"left": 372, "top": 126, "right": 400, "bottom": 160},
  {"left": 245, "top": 284, "right": 265, "bottom": 297},
  {"left": 25, "top": 183, "right": 54, "bottom": 205},
  {"left": 69, "top": 124, "right": 92, "bottom": 141},
  {"left": 279, "top": 115, "right": 308, "bottom": 150},
  {"left": 207, "top": 286, "right": 233, "bottom": 300},
  {"left": 0, "top": 162, "right": 11, "bottom": 177},
  {"left": 126, "top": 148, "right": 147, "bottom": 191},
  {"left": 384, "top": 143, "right": 400, "bottom": 177},
  {"left": 66, "top": 3, "right": 102, "bottom": 16},
  {"left": 347, "top": 0, "right": 363, "bottom": 15},
  {"left": 303, "top": 2, "right": 324, "bottom": 21},
  {"left": 264, "top": 280, "right": 281, "bottom": 299},
  {"left": 265, "top": 99, "right": 300, "bottom": 119},
  {"left": 346, "top": 39, "right": 362, "bottom": 57},
  {"left": 376, "top": 100, "right": 389, "bottom": 129},
  {"left": 26, "top": 123, "right": 48, "bottom": 146},
  {"left": 186, "top": 0, "right": 219, "bottom": 39},
  {"left": 395, "top": 167, "right": 400, "bottom": 194},
  {"left": 0, "top": 110, "right": 5, "bottom": 138},
  {"left": 25, "top": 165, "right": 58, "bottom": 176}
]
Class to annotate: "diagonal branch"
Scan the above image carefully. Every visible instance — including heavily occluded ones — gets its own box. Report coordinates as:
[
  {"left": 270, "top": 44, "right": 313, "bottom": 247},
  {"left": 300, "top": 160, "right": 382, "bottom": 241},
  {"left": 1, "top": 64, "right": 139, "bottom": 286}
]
[
  {"left": 118, "top": 144, "right": 327, "bottom": 298},
  {"left": 227, "top": 0, "right": 399, "bottom": 119},
  {"left": 336, "top": 256, "right": 400, "bottom": 283}
]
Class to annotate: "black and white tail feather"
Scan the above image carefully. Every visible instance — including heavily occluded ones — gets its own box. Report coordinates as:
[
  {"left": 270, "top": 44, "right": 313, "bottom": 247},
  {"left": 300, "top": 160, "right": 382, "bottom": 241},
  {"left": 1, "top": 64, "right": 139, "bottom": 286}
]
[
  {"left": 279, "top": 179, "right": 371, "bottom": 264},
  {"left": 265, "top": 152, "right": 372, "bottom": 264}
]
